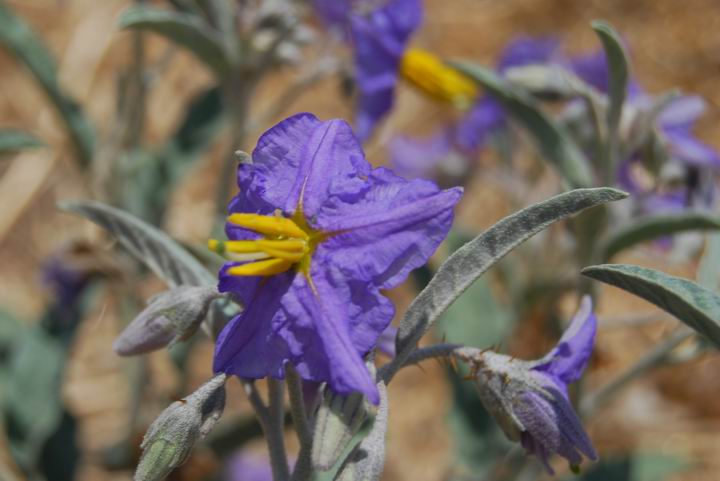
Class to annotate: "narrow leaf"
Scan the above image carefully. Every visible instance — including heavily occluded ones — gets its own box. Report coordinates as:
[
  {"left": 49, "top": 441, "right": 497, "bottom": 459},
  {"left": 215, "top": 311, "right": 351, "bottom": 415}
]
[
  {"left": 388, "top": 188, "right": 627, "bottom": 379},
  {"left": 60, "top": 201, "right": 214, "bottom": 287},
  {"left": 582, "top": 264, "right": 720, "bottom": 348},
  {"left": 334, "top": 382, "right": 388, "bottom": 481},
  {"left": 603, "top": 213, "right": 720, "bottom": 260},
  {"left": 0, "top": 129, "right": 43, "bottom": 155},
  {"left": 698, "top": 233, "right": 720, "bottom": 292},
  {"left": 450, "top": 61, "right": 593, "bottom": 188},
  {"left": 592, "top": 20, "right": 629, "bottom": 179},
  {"left": 119, "top": 6, "right": 230, "bottom": 79},
  {"left": 0, "top": 1, "right": 95, "bottom": 167}
]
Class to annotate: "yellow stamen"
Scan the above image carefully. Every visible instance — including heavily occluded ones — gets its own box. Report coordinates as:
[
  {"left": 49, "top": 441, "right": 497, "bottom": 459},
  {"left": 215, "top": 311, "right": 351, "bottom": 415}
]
[
  {"left": 255, "top": 239, "right": 307, "bottom": 252},
  {"left": 227, "top": 213, "right": 308, "bottom": 240},
  {"left": 227, "top": 258, "right": 294, "bottom": 276},
  {"left": 400, "top": 48, "right": 478, "bottom": 110}
]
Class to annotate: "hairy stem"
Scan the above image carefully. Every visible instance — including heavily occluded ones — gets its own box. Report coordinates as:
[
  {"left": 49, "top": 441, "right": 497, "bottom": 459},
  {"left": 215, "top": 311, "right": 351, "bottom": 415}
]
[{"left": 244, "top": 379, "right": 290, "bottom": 481}]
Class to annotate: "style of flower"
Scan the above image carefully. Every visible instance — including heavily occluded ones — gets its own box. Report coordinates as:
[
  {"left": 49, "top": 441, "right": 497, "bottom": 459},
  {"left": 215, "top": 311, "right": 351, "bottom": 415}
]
[
  {"left": 390, "top": 36, "right": 561, "bottom": 177},
  {"left": 313, "top": 0, "right": 423, "bottom": 142},
  {"left": 209, "top": 113, "right": 462, "bottom": 403},
  {"left": 456, "top": 296, "right": 598, "bottom": 474}
]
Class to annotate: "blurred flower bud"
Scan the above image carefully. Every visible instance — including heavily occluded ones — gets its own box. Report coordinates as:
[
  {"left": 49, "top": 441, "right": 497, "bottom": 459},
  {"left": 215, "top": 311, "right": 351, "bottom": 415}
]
[
  {"left": 135, "top": 374, "right": 227, "bottom": 481},
  {"left": 113, "top": 286, "right": 219, "bottom": 356}
]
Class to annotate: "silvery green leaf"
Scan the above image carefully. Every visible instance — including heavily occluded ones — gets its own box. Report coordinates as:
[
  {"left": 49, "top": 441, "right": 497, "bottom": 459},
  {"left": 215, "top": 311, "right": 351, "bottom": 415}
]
[
  {"left": 312, "top": 381, "right": 371, "bottom": 470},
  {"left": 0, "top": 129, "right": 43, "bottom": 155},
  {"left": 389, "top": 188, "right": 627, "bottom": 380},
  {"left": 592, "top": 20, "right": 629, "bottom": 178},
  {"left": 582, "top": 264, "right": 720, "bottom": 348},
  {"left": 450, "top": 61, "right": 593, "bottom": 188},
  {"left": 698, "top": 233, "right": 720, "bottom": 292},
  {"left": 602, "top": 213, "right": 720, "bottom": 261},
  {"left": 0, "top": 1, "right": 94, "bottom": 167},
  {"left": 504, "top": 64, "right": 597, "bottom": 101},
  {"left": 60, "top": 201, "right": 214, "bottom": 287},
  {"left": 334, "top": 382, "right": 388, "bottom": 481},
  {"left": 119, "top": 6, "right": 231, "bottom": 79}
]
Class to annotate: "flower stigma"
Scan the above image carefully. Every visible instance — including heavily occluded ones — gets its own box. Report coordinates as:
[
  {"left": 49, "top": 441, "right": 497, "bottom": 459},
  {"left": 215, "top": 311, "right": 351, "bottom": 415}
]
[
  {"left": 208, "top": 210, "right": 326, "bottom": 278},
  {"left": 400, "top": 48, "right": 478, "bottom": 110}
]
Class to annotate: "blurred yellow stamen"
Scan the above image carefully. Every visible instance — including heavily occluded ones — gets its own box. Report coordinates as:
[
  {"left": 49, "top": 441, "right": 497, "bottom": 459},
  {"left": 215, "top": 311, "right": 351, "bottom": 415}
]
[
  {"left": 400, "top": 48, "right": 478, "bottom": 110},
  {"left": 227, "top": 213, "right": 309, "bottom": 239},
  {"left": 227, "top": 258, "right": 295, "bottom": 276}
]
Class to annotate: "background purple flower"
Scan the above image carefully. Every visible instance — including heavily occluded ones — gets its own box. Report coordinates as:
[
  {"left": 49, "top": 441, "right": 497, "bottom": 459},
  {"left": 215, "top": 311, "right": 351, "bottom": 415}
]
[{"left": 214, "top": 113, "right": 461, "bottom": 403}]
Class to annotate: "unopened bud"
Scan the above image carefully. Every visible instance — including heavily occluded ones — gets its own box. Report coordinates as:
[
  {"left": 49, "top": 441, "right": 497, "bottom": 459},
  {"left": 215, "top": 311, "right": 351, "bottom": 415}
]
[
  {"left": 135, "top": 374, "right": 227, "bottom": 481},
  {"left": 113, "top": 286, "right": 218, "bottom": 356}
]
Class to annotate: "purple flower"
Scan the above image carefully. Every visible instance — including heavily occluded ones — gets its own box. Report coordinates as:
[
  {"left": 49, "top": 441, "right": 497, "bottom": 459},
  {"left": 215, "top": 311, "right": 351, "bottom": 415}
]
[
  {"left": 350, "top": 0, "right": 423, "bottom": 141},
  {"left": 457, "top": 296, "right": 598, "bottom": 473},
  {"left": 211, "top": 113, "right": 462, "bottom": 403},
  {"left": 391, "top": 36, "right": 560, "bottom": 173}
]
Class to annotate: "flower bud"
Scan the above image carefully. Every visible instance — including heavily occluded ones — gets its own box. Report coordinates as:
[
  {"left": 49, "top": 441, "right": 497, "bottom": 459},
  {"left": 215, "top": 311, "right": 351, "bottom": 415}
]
[
  {"left": 135, "top": 374, "right": 226, "bottom": 481},
  {"left": 113, "top": 286, "right": 218, "bottom": 356}
]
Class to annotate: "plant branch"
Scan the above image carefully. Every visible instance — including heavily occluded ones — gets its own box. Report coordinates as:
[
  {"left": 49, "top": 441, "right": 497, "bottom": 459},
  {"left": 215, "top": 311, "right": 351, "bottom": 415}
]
[
  {"left": 243, "top": 379, "right": 289, "bottom": 481},
  {"left": 286, "top": 365, "right": 313, "bottom": 481},
  {"left": 580, "top": 326, "right": 694, "bottom": 415}
]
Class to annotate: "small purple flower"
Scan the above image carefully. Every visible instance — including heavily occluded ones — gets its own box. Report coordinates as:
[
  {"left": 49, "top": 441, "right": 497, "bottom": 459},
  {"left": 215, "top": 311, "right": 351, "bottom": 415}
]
[
  {"left": 391, "top": 36, "right": 560, "bottom": 173},
  {"left": 313, "top": 0, "right": 422, "bottom": 141},
  {"left": 350, "top": 0, "right": 423, "bottom": 141},
  {"left": 211, "top": 113, "right": 462, "bottom": 403},
  {"left": 457, "top": 296, "right": 598, "bottom": 474}
]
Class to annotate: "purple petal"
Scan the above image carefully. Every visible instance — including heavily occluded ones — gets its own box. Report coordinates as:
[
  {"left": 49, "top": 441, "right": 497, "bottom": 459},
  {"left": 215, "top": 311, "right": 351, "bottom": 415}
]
[
  {"left": 313, "top": 0, "right": 353, "bottom": 30},
  {"left": 226, "top": 452, "right": 274, "bottom": 481},
  {"left": 569, "top": 50, "right": 642, "bottom": 98},
  {"left": 214, "top": 264, "right": 389, "bottom": 404},
  {"left": 497, "top": 36, "right": 560, "bottom": 72},
  {"left": 514, "top": 386, "right": 598, "bottom": 470},
  {"left": 454, "top": 96, "right": 506, "bottom": 152},
  {"left": 244, "top": 113, "right": 371, "bottom": 220},
  {"left": 316, "top": 168, "right": 462, "bottom": 289},
  {"left": 534, "top": 296, "right": 596, "bottom": 384},
  {"left": 351, "top": 0, "right": 422, "bottom": 141},
  {"left": 641, "top": 189, "right": 688, "bottom": 214},
  {"left": 657, "top": 95, "right": 706, "bottom": 129},
  {"left": 663, "top": 128, "right": 720, "bottom": 169},
  {"left": 389, "top": 131, "right": 452, "bottom": 178},
  {"left": 377, "top": 325, "right": 397, "bottom": 358}
]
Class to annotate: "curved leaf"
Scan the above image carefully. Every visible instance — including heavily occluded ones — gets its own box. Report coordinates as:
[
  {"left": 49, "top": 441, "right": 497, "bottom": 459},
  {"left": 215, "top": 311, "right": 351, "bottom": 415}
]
[
  {"left": 118, "top": 6, "right": 230, "bottom": 79},
  {"left": 0, "top": 129, "right": 43, "bottom": 155},
  {"left": 450, "top": 60, "right": 593, "bottom": 188},
  {"left": 0, "top": 1, "right": 94, "bottom": 167},
  {"left": 592, "top": 20, "right": 629, "bottom": 179},
  {"left": 387, "top": 188, "right": 628, "bottom": 380},
  {"left": 60, "top": 200, "right": 214, "bottom": 287},
  {"left": 602, "top": 213, "right": 720, "bottom": 260},
  {"left": 582, "top": 264, "right": 720, "bottom": 348}
]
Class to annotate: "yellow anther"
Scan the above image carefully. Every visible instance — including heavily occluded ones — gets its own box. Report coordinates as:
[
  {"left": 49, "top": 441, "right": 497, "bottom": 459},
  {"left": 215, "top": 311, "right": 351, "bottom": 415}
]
[
  {"left": 227, "top": 258, "right": 294, "bottom": 276},
  {"left": 255, "top": 239, "right": 308, "bottom": 262},
  {"left": 400, "top": 48, "right": 478, "bottom": 109},
  {"left": 227, "top": 213, "right": 308, "bottom": 240}
]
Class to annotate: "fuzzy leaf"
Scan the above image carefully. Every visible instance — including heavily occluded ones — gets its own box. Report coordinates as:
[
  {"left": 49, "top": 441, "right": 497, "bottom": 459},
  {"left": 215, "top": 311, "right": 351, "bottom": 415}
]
[
  {"left": 389, "top": 188, "right": 628, "bottom": 379},
  {"left": 0, "top": 129, "right": 43, "bottom": 155},
  {"left": 119, "top": 6, "right": 230, "bottom": 78},
  {"left": 699, "top": 233, "right": 720, "bottom": 292},
  {"left": 582, "top": 264, "right": 720, "bottom": 348},
  {"left": 0, "top": 1, "right": 94, "bottom": 167},
  {"left": 592, "top": 20, "right": 629, "bottom": 177},
  {"left": 602, "top": 213, "right": 720, "bottom": 260},
  {"left": 451, "top": 60, "right": 593, "bottom": 188},
  {"left": 61, "top": 201, "right": 214, "bottom": 287},
  {"left": 334, "top": 382, "right": 388, "bottom": 481}
]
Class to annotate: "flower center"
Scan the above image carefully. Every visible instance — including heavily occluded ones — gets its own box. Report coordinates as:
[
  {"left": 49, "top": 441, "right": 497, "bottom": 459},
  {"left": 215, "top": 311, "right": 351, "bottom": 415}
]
[
  {"left": 399, "top": 48, "right": 479, "bottom": 110},
  {"left": 208, "top": 211, "right": 324, "bottom": 277}
]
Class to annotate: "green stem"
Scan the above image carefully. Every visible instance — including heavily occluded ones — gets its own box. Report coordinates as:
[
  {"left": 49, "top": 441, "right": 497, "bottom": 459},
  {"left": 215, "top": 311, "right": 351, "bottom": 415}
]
[
  {"left": 244, "top": 379, "right": 290, "bottom": 481},
  {"left": 286, "top": 365, "right": 313, "bottom": 481}
]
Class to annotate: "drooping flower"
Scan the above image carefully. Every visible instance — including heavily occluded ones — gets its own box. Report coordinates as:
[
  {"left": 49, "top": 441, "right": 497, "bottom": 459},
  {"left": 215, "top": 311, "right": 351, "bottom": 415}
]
[
  {"left": 456, "top": 296, "right": 598, "bottom": 474},
  {"left": 210, "top": 113, "right": 462, "bottom": 403},
  {"left": 313, "top": 0, "right": 423, "bottom": 141}
]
